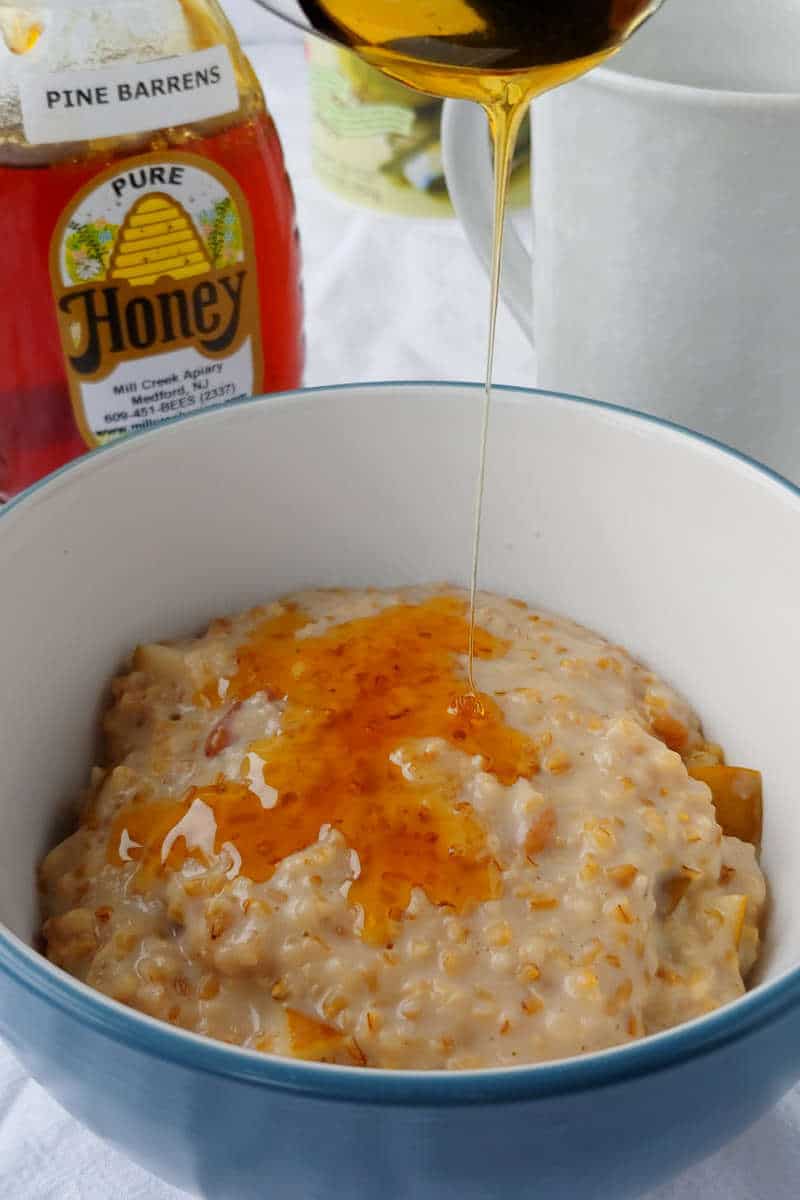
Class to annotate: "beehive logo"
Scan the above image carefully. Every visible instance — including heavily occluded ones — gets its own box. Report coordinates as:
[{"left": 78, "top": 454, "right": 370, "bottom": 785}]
[{"left": 108, "top": 193, "right": 211, "bottom": 286}]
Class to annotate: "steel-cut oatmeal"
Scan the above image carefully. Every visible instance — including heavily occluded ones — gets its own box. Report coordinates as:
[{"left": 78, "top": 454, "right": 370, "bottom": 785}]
[{"left": 39, "top": 587, "right": 765, "bottom": 1069}]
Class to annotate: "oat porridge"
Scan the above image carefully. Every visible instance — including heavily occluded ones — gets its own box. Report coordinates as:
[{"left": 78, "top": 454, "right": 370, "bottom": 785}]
[{"left": 39, "top": 587, "right": 765, "bottom": 1069}]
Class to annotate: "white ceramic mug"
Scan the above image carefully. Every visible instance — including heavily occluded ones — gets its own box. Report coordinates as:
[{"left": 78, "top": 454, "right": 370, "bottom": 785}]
[{"left": 441, "top": 0, "right": 800, "bottom": 482}]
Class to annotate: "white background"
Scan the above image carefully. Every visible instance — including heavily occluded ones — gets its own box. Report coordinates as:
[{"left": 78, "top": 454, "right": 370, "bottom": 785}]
[{"left": 1, "top": 4, "right": 797, "bottom": 1197}]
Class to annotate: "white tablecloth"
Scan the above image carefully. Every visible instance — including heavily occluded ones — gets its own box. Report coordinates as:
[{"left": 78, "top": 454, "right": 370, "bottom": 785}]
[{"left": 2, "top": 14, "right": 798, "bottom": 1198}]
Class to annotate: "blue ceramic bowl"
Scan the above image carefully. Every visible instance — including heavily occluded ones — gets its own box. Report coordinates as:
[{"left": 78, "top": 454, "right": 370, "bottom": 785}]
[{"left": 1, "top": 384, "right": 799, "bottom": 1199}]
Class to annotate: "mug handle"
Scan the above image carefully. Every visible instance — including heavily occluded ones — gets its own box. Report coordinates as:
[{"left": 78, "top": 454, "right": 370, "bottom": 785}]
[{"left": 441, "top": 99, "right": 534, "bottom": 344}]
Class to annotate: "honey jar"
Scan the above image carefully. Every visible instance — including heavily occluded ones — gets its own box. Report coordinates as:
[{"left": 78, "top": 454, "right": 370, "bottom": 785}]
[{"left": 0, "top": 0, "right": 304, "bottom": 498}]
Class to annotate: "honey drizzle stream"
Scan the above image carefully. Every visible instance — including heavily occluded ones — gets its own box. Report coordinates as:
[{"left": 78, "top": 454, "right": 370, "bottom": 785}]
[
  {"left": 463, "top": 49, "right": 624, "bottom": 690},
  {"left": 280, "top": 3, "right": 662, "bottom": 692},
  {"left": 466, "top": 90, "right": 530, "bottom": 693}
]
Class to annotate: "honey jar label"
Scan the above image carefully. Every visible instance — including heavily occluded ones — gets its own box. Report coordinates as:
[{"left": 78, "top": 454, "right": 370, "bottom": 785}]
[
  {"left": 49, "top": 152, "right": 263, "bottom": 447},
  {"left": 20, "top": 46, "right": 239, "bottom": 146}
]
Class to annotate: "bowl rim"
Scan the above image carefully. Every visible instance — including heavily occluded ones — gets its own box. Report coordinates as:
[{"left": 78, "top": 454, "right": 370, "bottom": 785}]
[{"left": 2, "top": 379, "right": 799, "bottom": 1105}]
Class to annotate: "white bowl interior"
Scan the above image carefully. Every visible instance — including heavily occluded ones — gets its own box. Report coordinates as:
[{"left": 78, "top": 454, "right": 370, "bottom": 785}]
[{"left": 1, "top": 384, "right": 798, "bottom": 988}]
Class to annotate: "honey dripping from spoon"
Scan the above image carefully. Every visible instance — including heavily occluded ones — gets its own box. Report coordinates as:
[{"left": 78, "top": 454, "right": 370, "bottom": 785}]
[{"left": 288, "top": 1, "right": 661, "bottom": 693}]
